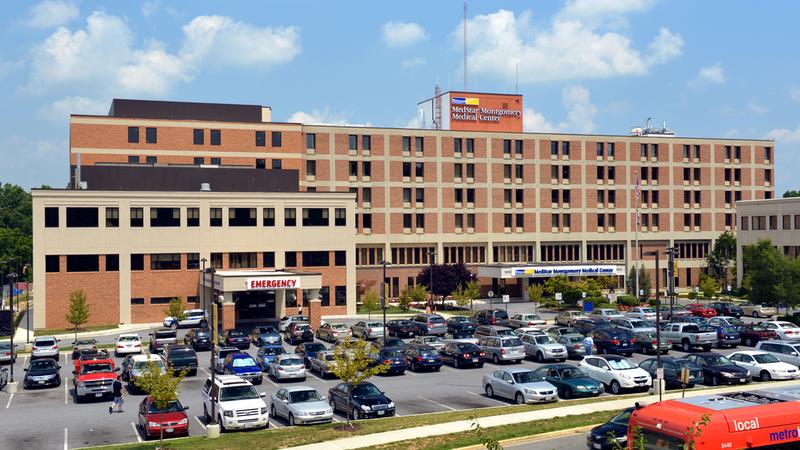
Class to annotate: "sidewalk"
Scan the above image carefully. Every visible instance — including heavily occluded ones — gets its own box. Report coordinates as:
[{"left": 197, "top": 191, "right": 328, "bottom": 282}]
[
  {"left": 285, "top": 379, "right": 800, "bottom": 450},
  {"left": 12, "top": 308, "right": 161, "bottom": 342}
]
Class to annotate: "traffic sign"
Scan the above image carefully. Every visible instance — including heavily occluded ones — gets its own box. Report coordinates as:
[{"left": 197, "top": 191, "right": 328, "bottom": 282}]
[
  {"left": 502, "top": 294, "right": 510, "bottom": 303},
  {"left": 656, "top": 368, "right": 664, "bottom": 380},
  {"left": 582, "top": 292, "right": 586, "bottom": 298},
  {"left": 488, "top": 290, "right": 494, "bottom": 298},
  {"left": 555, "top": 292, "right": 563, "bottom": 301},
  {"left": 680, "top": 367, "right": 690, "bottom": 385}
]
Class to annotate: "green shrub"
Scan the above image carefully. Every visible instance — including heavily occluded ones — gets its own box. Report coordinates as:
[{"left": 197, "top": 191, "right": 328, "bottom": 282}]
[
  {"left": 591, "top": 302, "right": 615, "bottom": 310},
  {"left": 616, "top": 295, "right": 639, "bottom": 307},
  {"left": 688, "top": 291, "right": 698, "bottom": 300},
  {"left": 583, "top": 296, "right": 607, "bottom": 305}
]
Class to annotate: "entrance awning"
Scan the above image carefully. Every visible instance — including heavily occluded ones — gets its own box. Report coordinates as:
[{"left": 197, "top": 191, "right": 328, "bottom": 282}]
[
  {"left": 478, "top": 263, "right": 625, "bottom": 279},
  {"left": 201, "top": 270, "right": 322, "bottom": 292}
]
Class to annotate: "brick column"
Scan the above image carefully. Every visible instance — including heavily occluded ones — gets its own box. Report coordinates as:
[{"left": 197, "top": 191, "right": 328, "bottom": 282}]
[
  {"left": 309, "top": 299, "right": 322, "bottom": 330},
  {"left": 221, "top": 302, "right": 236, "bottom": 331}
]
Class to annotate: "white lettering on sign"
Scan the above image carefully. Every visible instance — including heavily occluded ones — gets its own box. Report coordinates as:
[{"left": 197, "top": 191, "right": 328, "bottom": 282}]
[
  {"left": 732, "top": 417, "right": 760, "bottom": 431},
  {"left": 451, "top": 105, "right": 521, "bottom": 123},
  {"left": 245, "top": 277, "right": 301, "bottom": 290},
  {"left": 513, "top": 265, "right": 624, "bottom": 278}
]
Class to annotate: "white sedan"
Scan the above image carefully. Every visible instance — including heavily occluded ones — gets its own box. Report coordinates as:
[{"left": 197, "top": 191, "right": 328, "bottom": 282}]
[
  {"left": 508, "top": 314, "right": 546, "bottom": 329},
  {"left": 728, "top": 351, "right": 800, "bottom": 381},
  {"left": 762, "top": 321, "right": 800, "bottom": 340},
  {"left": 578, "top": 355, "right": 652, "bottom": 395},
  {"left": 624, "top": 307, "right": 656, "bottom": 321},
  {"left": 114, "top": 334, "right": 142, "bottom": 355}
]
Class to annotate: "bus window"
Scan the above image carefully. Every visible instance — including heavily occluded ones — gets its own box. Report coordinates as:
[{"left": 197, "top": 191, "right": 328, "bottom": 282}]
[{"left": 639, "top": 429, "right": 686, "bottom": 449}]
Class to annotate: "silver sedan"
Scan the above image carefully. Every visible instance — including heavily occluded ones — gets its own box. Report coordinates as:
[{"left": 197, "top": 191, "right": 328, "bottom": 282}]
[
  {"left": 482, "top": 367, "right": 558, "bottom": 404},
  {"left": 268, "top": 354, "right": 307, "bottom": 381},
  {"left": 270, "top": 386, "right": 333, "bottom": 425}
]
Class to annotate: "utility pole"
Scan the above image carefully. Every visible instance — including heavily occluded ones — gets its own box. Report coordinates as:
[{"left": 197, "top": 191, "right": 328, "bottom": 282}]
[
  {"left": 209, "top": 266, "right": 218, "bottom": 424},
  {"left": 380, "top": 260, "right": 390, "bottom": 348},
  {"left": 428, "top": 249, "right": 436, "bottom": 309},
  {"left": 644, "top": 250, "right": 661, "bottom": 401},
  {"left": 634, "top": 171, "right": 640, "bottom": 301},
  {"left": 666, "top": 247, "right": 676, "bottom": 320}
]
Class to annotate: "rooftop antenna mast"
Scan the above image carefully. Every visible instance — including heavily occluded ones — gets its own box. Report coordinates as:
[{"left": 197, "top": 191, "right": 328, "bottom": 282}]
[{"left": 463, "top": 0, "right": 468, "bottom": 90}]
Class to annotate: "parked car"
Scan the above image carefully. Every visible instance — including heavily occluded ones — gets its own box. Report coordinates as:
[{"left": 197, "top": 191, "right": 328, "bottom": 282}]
[
  {"left": 471, "top": 309, "right": 510, "bottom": 326},
  {"left": 148, "top": 328, "right": 177, "bottom": 354},
  {"left": 683, "top": 352, "right": 752, "bottom": 386},
  {"left": 351, "top": 321, "right": 385, "bottom": 340},
  {"left": 223, "top": 351, "right": 263, "bottom": 385},
  {"left": 738, "top": 324, "right": 779, "bottom": 347},
  {"left": 23, "top": 358, "right": 61, "bottom": 389},
  {"left": 308, "top": 351, "right": 337, "bottom": 378},
  {"left": 0, "top": 368, "right": 7, "bottom": 390},
  {"left": 71, "top": 339, "right": 98, "bottom": 360},
  {"left": 439, "top": 342, "right": 484, "bottom": 368},
  {"left": 385, "top": 320, "right": 421, "bottom": 338},
  {"left": 632, "top": 331, "right": 670, "bottom": 355},
  {"left": 659, "top": 305, "right": 692, "bottom": 320},
  {"left": 728, "top": 350, "right": 800, "bottom": 381},
  {"left": 222, "top": 329, "right": 252, "bottom": 350},
  {"left": 74, "top": 350, "right": 110, "bottom": 373},
  {"left": 661, "top": 323, "right": 717, "bottom": 352},
  {"left": 115, "top": 334, "right": 143, "bottom": 356},
  {"left": 137, "top": 396, "right": 189, "bottom": 439},
  {"left": 73, "top": 354, "right": 119, "bottom": 401},
  {"left": 316, "top": 322, "right": 352, "bottom": 342},
  {"left": 685, "top": 303, "right": 718, "bottom": 318},
  {"left": 267, "top": 354, "right": 307, "bottom": 381},
  {"left": 123, "top": 354, "right": 165, "bottom": 391},
  {"left": 32, "top": 336, "right": 60, "bottom": 359},
  {"left": 410, "top": 314, "right": 448, "bottom": 336},
  {"left": 446, "top": 316, "right": 478, "bottom": 334},
  {"left": 587, "top": 407, "right": 634, "bottom": 450},
  {"left": 201, "top": 375, "right": 269, "bottom": 431},
  {"left": 708, "top": 302, "right": 743, "bottom": 318},
  {"left": 164, "top": 345, "right": 199, "bottom": 376},
  {"left": 375, "top": 337, "right": 408, "bottom": 351},
  {"left": 327, "top": 382, "right": 395, "bottom": 420},
  {"left": 590, "top": 308, "right": 624, "bottom": 320},
  {"left": 638, "top": 357, "right": 703, "bottom": 388},
  {"left": 0, "top": 341, "right": 16, "bottom": 364},
  {"left": 404, "top": 344, "right": 442, "bottom": 372},
  {"left": 611, "top": 318, "right": 656, "bottom": 334},
  {"left": 591, "top": 329, "right": 636, "bottom": 356},
  {"left": 740, "top": 302, "right": 777, "bottom": 318},
  {"left": 508, "top": 314, "right": 546, "bottom": 329},
  {"left": 294, "top": 342, "right": 327, "bottom": 368},
  {"left": 513, "top": 327, "right": 546, "bottom": 337},
  {"left": 270, "top": 386, "right": 333, "bottom": 425},
  {"left": 482, "top": 367, "right": 558, "bottom": 404},
  {"left": 706, "top": 316, "right": 746, "bottom": 328},
  {"left": 557, "top": 334, "right": 588, "bottom": 358},
  {"left": 163, "top": 308, "right": 207, "bottom": 329},
  {"left": 700, "top": 324, "right": 741, "bottom": 348},
  {"left": 761, "top": 321, "right": 800, "bottom": 340},
  {"left": 533, "top": 364, "right": 603, "bottom": 399},
  {"left": 213, "top": 346, "right": 239, "bottom": 374},
  {"left": 625, "top": 307, "right": 657, "bottom": 321},
  {"left": 478, "top": 336, "right": 525, "bottom": 364},
  {"left": 443, "top": 331, "right": 479, "bottom": 345},
  {"left": 284, "top": 323, "right": 314, "bottom": 345},
  {"left": 256, "top": 344, "right": 286, "bottom": 370},
  {"left": 183, "top": 328, "right": 212, "bottom": 351},
  {"left": 543, "top": 325, "right": 580, "bottom": 337},
  {"left": 755, "top": 340, "right": 800, "bottom": 367},
  {"left": 370, "top": 348, "right": 407, "bottom": 375},
  {"left": 573, "top": 318, "right": 614, "bottom": 336},
  {"left": 279, "top": 315, "right": 309, "bottom": 332},
  {"left": 519, "top": 333, "right": 568, "bottom": 362},
  {"left": 250, "top": 325, "right": 281, "bottom": 346},
  {"left": 474, "top": 325, "right": 515, "bottom": 338},
  {"left": 555, "top": 310, "right": 586, "bottom": 326},
  {"left": 578, "top": 355, "right": 652, "bottom": 394},
  {"left": 409, "top": 335, "right": 446, "bottom": 350}
]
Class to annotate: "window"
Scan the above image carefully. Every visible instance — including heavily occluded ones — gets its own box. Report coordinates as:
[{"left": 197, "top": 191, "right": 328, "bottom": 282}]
[
  {"left": 402, "top": 136, "right": 411, "bottom": 152},
  {"left": 550, "top": 141, "right": 558, "bottom": 155},
  {"left": 683, "top": 144, "right": 690, "bottom": 159},
  {"left": 467, "top": 213, "right": 475, "bottom": 228},
  {"left": 597, "top": 214, "right": 606, "bottom": 228},
  {"left": 229, "top": 252, "right": 257, "bottom": 269},
  {"left": 128, "top": 155, "right": 140, "bottom": 164},
  {"left": 146, "top": 156, "right": 157, "bottom": 164},
  {"left": 285, "top": 208, "right": 297, "bottom": 226},
  {"left": 415, "top": 162, "right": 424, "bottom": 178},
  {"left": 694, "top": 214, "right": 701, "bottom": 227},
  {"left": 563, "top": 190, "right": 571, "bottom": 204},
  {"left": 724, "top": 145, "right": 731, "bottom": 160},
  {"left": 193, "top": 129, "right": 204, "bottom": 145},
  {"left": 229, "top": 208, "right": 256, "bottom": 226},
  {"left": 415, "top": 188, "right": 424, "bottom": 203},
  {"left": 724, "top": 168, "right": 731, "bottom": 182},
  {"left": 145, "top": 127, "right": 157, "bottom": 144},
  {"left": 765, "top": 146, "right": 772, "bottom": 161},
  {"left": 334, "top": 250, "right": 346, "bottom": 266},
  {"left": 596, "top": 142, "right": 604, "bottom": 156},
  {"left": 255, "top": 131, "right": 266, "bottom": 147},
  {"left": 187, "top": 253, "right": 199, "bottom": 270},
  {"left": 455, "top": 214, "right": 464, "bottom": 229},
  {"left": 402, "top": 162, "right": 411, "bottom": 178},
  {"left": 725, "top": 191, "right": 732, "bottom": 204},
  {"left": 362, "top": 135, "right": 371, "bottom": 151},
  {"left": 335, "top": 208, "right": 346, "bottom": 226},
  {"left": 454, "top": 188, "right": 463, "bottom": 204},
  {"left": 515, "top": 164, "right": 523, "bottom": 180},
  {"left": 551, "top": 190, "right": 559, "bottom": 204},
  {"left": 403, "top": 214, "right": 412, "bottom": 229},
  {"left": 466, "top": 138, "right": 474, "bottom": 154},
  {"left": 302, "top": 251, "right": 329, "bottom": 267},
  {"left": 504, "top": 164, "right": 512, "bottom": 179},
  {"left": 45, "top": 255, "right": 59, "bottom": 273},
  {"left": 285, "top": 252, "right": 297, "bottom": 267},
  {"left": 105, "top": 207, "right": 119, "bottom": 227},
  {"left": 67, "top": 255, "right": 99, "bottom": 272},
  {"left": 128, "top": 127, "right": 139, "bottom": 143},
  {"left": 271, "top": 131, "right": 282, "bottom": 147},
  {"left": 598, "top": 190, "right": 606, "bottom": 205},
  {"left": 335, "top": 286, "right": 347, "bottom": 306},
  {"left": 563, "top": 214, "right": 571, "bottom": 228},
  {"left": 151, "top": 253, "right": 181, "bottom": 270},
  {"left": 562, "top": 141, "right": 570, "bottom": 156},
  {"left": 256, "top": 159, "right": 266, "bottom": 169},
  {"left": 741, "top": 216, "right": 749, "bottom": 230},
  {"left": 362, "top": 161, "right": 371, "bottom": 177},
  {"left": 608, "top": 166, "right": 615, "bottom": 180},
  {"left": 765, "top": 169, "right": 772, "bottom": 183},
  {"left": 262, "top": 252, "right": 275, "bottom": 268},
  {"left": 515, "top": 140, "right": 523, "bottom": 155},
  {"left": 130, "top": 298, "right": 145, "bottom": 305},
  {"left": 272, "top": 159, "right": 282, "bottom": 169},
  {"left": 210, "top": 208, "right": 222, "bottom": 227},
  {"left": 650, "top": 143, "right": 658, "bottom": 159},
  {"left": 150, "top": 207, "right": 180, "bottom": 227},
  {"left": 734, "top": 168, "right": 741, "bottom": 182},
  {"left": 302, "top": 208, "right": 329, "bottom": 226},
  {"left": 503, "top": 139, "right": 511, "bottom": 155},
  {"left": 306, "top": 133, "right": 316, "bottom": 149},
  {"left": 551, "top": 213, "right": 560, "bottom": 229},
  {"left": 562, "top": 166, "right": 570, "bottom": 180},
  {"left": 515, "top": 213, "right": 524, "bottom": 228},
  {"left": 348, "top": 135, "right": 358, "bottom": 150},
  {"left": 453, "top": 163, "right": 462, "bottom": 178},
  {"left": 693, "top": 167, "right": 701, "bottom": 182},
  {"left": 210, "top": 253, "right": 222, "bottom": 269},
  {"left": 454, "top": 138, "right": 462, "bottom": 153},
  {"left": 504, "top": 214, "right": 512, "bottom": 228},
  {"left": 693, "top": 145, "right": 701, "bottom": 159},
  {"left": 210, "top": 157, "right": 221, "bottom": 165},
  {"left": 608, "top": 143, "right": 615, "bottom": 157},
  {"left": 783, "top": 215, "right": 791, "bottom": 230},
  {"left": 683, "top": 167, "right": 691, "bottom": 181},
  {"left": 515, "top": 189, "right": 524, "bottom": 204},
  {"left": 349, "top": 161, "right": 358, "bottom": 177},
  {"left": 401, "top": 188, "right": 412, "bottom": 204},
  {"left": 362, "top": 213, "right": 372, "bottom": 229},
  {"left": 66, "top": 207, "right": 99, "bottom": 228},
  {"left": 260, "top": 208, "right": 275, "bottom": 226},
  {"left": 734, "top": 146, "right": 741, "bottom": 159},
  {"left": 150, "top": 297, "right": 173, "bottom": 305},
  {"left": 769, "top": 215, "right": 778, "bottom": 230},
  {"left": 466, "top": 188, "right": 475, "bottom": 203},
  {"left": 130, "top": 207, "right": 143, "bottom": 227},
  {"left": 45, "top": 207, "right": 58, "bottom": 227},
  {"left": 415, "top": 136, "right": 424, "bottom": 152},
  {"left": 466, "top": 163, "right": 475, "bottom": 178},
  {"left": 415, "top": 214, "right": 425, "bottom": 229},
  {"left": 193, "top": 157, "right": 204, "bottom": 165},
  {"left": 640, "top": 143, "right": 647, "bottom": 157},
  {"left": 305, "top": 160, "right": 316, "bottom": 176},
  {"left": 596, "top": 166, "right": 605, "bottom": 180}
]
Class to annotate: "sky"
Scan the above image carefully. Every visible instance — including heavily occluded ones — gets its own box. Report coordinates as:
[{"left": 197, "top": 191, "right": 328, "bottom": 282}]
[{"left": 1, "top": 0, "right": 798, "bottom": 194}]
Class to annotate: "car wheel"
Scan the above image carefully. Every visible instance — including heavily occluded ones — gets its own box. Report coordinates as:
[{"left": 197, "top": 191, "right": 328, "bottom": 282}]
[
  {"left": 289, "top": 414, "right": 295, "bottom": 426},
  {"left": 682, "top": 340, "right": 691, "bottom": 352},
  {"left": 744, "top": 337, "right": 753, "bottom": 347},
  {"left": 485, "top": 384, "right": 494, "bottom": 398},
  {"left": 270, "top": 405, "right": 276, "bottom": 418},
  {"left": 218, "top": 415, "right": 226, "bottom": 432},
  {"left": 610, "top": 380, "right": 621, "bottom": 395},
  {"left": 515, "top": 392, "right": 525, "bottom": 404},
  {"left": 352, "top": 407, "right": 360, "bottom": 420},
  {"left": 454, "top": 359, "right": 460, "bottom": 369},
  {"left": 199, "top": 320, "right": 208, "bottom": 328},
  {"left": 563, "top": 388, "right": 572, "bottom": 399},
  {"left": 702, "top": 345, "right": 712, "bottom": 352},
  {"left": 536, "top": 352, "right": 545, "bottom": 363},
  {"left": 760, "top": 370, "right": 772, "bottom": 382},
  {"left": 493, "top": 355, "right": 500, "bottom": 364},
  {"left": 753, "top": 311, "right": 759, "bottom": 318}
]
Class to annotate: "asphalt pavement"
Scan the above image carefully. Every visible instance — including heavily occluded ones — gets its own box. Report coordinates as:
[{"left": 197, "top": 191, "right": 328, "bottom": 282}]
[{"left": 505, "top": 433, "right": 587, "bottom": 450}]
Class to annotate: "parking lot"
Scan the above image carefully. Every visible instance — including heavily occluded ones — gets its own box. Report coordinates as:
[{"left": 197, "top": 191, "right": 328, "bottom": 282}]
[{"left": 0, "top": 308, "right": 785, "bottom": 449}]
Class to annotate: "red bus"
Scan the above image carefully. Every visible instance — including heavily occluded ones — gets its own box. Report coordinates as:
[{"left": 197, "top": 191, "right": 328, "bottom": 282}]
[{"left": 628, "top": 386, "right": 800, "bottom": 449}]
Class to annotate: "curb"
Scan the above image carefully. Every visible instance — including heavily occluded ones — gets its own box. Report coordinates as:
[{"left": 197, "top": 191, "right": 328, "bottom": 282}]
[{"left": 454, "top": 424, "right": 597, "bottom": 450}]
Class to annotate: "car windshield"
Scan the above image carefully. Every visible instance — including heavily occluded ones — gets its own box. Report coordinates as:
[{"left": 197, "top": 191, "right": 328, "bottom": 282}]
[
  {"left": 430, "top": 316, "right": 445, "bottom": 324},
  {"left": 261, "top": 347, "right": 282, "bottom": 356},
  {"left": 169, "top": 351, "right": 196, "bottom": 362},
  {"left": 706, "top": 355, "right": 734, "bottom": 366},
  {"left": 382, "top": 349, "right": 405, "bottom": 358},
  {"left": 534, "top": 336, "right": 556, "bottom": 345},
  {"left": 453, "top": 317, "right": 470, "bottom": 322},
  {"left": 637, "top": 332, "right": 656, "bottom": 340},
  {"left": 640, "top": 308, "right": 655, "bottom": 314},
  {"left": 560, "top": 328, "right": 578, "bottom": 334},
  {"left": 148, "top": 401, "right": 182, "bottom": 413},
  {"left": 673, "top": 360, "right": 695, "bottom": 369},
  {"left": 289, "top": 390, "right": 322, "bottom": 403},
  {"left": 352, "top": 384, "right": 381, "bottom": 397},
  {"left": 496, "top": 329, "right": 515, "bottom": 336},
  {"left": 503, "top": 338, "right": 523, "bottom": 347},
  {"left": 452, "top": 331, "right": 473, "bottom": 338},
  {"left": 81, "top": 363, "right": 112, "bottom": 374},
  {"left": 683, "top": 325, "right": 700, "bottom": 333},
  {"left": 258, "top": 327, "right": 277, "bottom": 334},
  {"left": 232, "top": 357, "right": 257, "bottom": 368},
  {"left": 134, "top": 360, "right": 165, "bottom": 370},
  {"left": 280, "top": 358, "right": 302, "bottom": 366},
  {"left": 727, "top": 318, "right": 745, "bottom": 326},
  {"left": 753, "top": 353, "right": 780, "bottom": 364},
  {"left": 632, "top": 320, "right": 654, "bottom": 328},
  {"left": 779, "top": 322, "right": 799, "bottom": 329},
  {"left": 304, "top": 343, "right": 325, "bottom": 352},
  {"left": 457, "top": 343, "right": 480, "bottom": 352},
  {"left": 611, "top": 409, "right": 632, "bottom": 426},
  {"left": 118, "top": 336, "right": 139, "bottom": 342},
  {"left": 607, "top": 358, "right": 637, "bottom": 370},
  {"left": 565, "top": 336, "right": 583, "bottom": 343},
  {"left": 30, "top": 360, "right": 57, "bottom": 370},
  {"left": 220, "top": 385, "right": 259, "bottom": 401},
  {"left": 719, "top": 326, "right": 738, "bottom": 333},
  {"left": 495, "top": 311, "right": 509, "bottom": 320},
  {"left": 36, "top": 340, "right": 55, "bottom": 347},
  {"left": 155, "top": 332, "right": 175, "bottom": 339},
  {"left": 512, "top": 371, "right": 543, "bottom": 383},
  {"left": 367, "top": 322, "right": 383, "bottom": 328},
  {"left": 218, "top": 349, "right": 236, "bottom": 359},
  {"left": 561, "top": 368, "right": 589, "bottom": 379},
  {"left": 228, "top": 330, "right": 246, "bottom": 337},
  {"left": 418, "top": 349, "right": 438, "bottom": 357},
  {"left": 331, "top": 324, "right": 348, "bottom": 330},
  {"left": 75, "top": 340, "right": 95, "bottom": 346}
]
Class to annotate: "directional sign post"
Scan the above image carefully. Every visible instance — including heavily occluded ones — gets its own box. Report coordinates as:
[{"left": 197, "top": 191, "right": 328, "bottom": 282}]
[{"left": 488, "top": 290, "right": 494, "bottom": 308}]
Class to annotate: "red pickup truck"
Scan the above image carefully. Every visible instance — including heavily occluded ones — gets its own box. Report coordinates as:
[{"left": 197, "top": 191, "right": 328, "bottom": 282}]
[{"left": 73, "top": 355, "right": 119, "bottom": 402}]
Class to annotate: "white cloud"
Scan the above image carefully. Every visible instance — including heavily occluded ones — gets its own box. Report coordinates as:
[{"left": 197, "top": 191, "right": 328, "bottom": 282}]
[
  {"left": 25, "top": 0, "right": 78, "bottom": 28},
  {"left": 401, "top": 57, "right": 426, "bottom": 69},
  {"left": 405, "top": 113, "right": 423, "bottom": 129},
  {"left": 142, "top": 1, "right": 159, "bottom": 18},
  {"left": 523, "top": 107, "right": 557, "bottom": 132},
  {"left": 690, "top": 63, "right": 725, "bottom": 85},
  {"left": 748, "top": 103, "right": 768, "bottom": 115},
  {"left": 382, "top": 21, "right": 427, "bottom": 47},
  {"left": 26, "top": 12, "right": 300, "bottom": 97},
  {"left": 559, "top": 85, "right": 598, "bottom": 133},
  {"left": 790, "top": 86, "right": 800, "bottom": 103},
  {"left": 38, "top": 96, "right": 108, "bottom": 121},
  {"left": 457, "top": 9, "right": 682, "bottom": 83},
  {"left": 558, "top": 0, "right": 656, "bottom": 28},
  {"left": 767, "top": 125, "right": 800, "bottom": 143},
  {"left": 287, "top": 108, "right": 371, "bottom": 127}
]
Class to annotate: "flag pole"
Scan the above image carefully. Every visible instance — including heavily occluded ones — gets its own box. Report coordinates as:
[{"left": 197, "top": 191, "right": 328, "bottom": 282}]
[{"left": 634, "top": 170, "right": 640, "bottom": 302}]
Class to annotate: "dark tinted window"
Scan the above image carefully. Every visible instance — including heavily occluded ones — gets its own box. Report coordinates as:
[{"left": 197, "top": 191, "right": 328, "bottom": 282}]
[
  {"left": 66, "top": 255, "right": 99, "bottom": 272},
  {"left": 44, "top": 207, "right": 59, "bottom": 227},
  {"left": 106, "top": 254, "right": 119, "bottom": 271},
  {"left": 193, "top": 129, "right": 204, "bottom": 145},
  {"left": 45, "top": 255, "right": 60, "bottom": 272},
  {"left": 66, "top": 207, "right": 98, "bottom": 227},
  {"left": 335, "top": 251, "right": 346, "bottom": 266},
  {"left": 255, "top": 131, "right": 266, "bottom": 147},
  {"left": 272, "top": 131, "right": 282, "bottom": 147},
  {"left": 302, "top": 251, "right": 329, "bottom": 267},
  {"left": 145, "top": 127, "right": 157, "bottom": 143},
  {"left": 128, "top": 127, "right": 139, "bottom": 143},
  {"left": 131, "top": 254, "right": 144, "bottom": 271},
  {"left": 210, "top": 129, "right": 221, "bottom": 145}
]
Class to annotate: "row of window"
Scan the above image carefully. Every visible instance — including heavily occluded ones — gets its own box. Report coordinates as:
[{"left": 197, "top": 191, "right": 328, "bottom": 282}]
[
  {"left": 741, "top": 214, "right": 800, "bottom": 231},
  {"left": 128, "top": 127, "right": 282, "bottom": 148},
  {"left": 44, "top": 207, "right": 348, "bottom": 228}
]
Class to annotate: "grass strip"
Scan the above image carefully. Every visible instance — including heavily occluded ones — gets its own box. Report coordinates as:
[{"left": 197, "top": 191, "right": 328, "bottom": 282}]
[{"left": 33, "top": 324, "right": 120, "bottom": 336}]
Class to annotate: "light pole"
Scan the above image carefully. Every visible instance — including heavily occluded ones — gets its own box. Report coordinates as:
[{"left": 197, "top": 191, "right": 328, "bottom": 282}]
[
  {"left": 208, "top": 265, "right": 218, "bottom": 424},
  {"left": 200, "top": 258, "right": 207, "bottom": 314},
  {"left": 6, "top": 268, "right": 17, "bottom": 382},
  {"left": 428, "top": 249, "right": 436, "bottom": 309},
  {"left": 379, "top": 260, "right": 390, "bottom": 347},
  {"left": 22, "top": 264, "right": 30, "bottom": 343},
  {"left": 643, "top": 250, "right": 662, "bottom": 401}
]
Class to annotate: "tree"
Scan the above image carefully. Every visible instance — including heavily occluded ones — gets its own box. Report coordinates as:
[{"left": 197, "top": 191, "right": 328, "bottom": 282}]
[
  {"left": 783, "top": 190, "right": 800, "bottom": 198},
  {"left": 330, "top": 339, "right": 388, "bottom": 428},
  {"left": 698, "top": 273, "right": 719, "bottom": 299},
  {"left": 416, "top": 263, "right": 475, "bottom": 303},
  {"left": 706, "top": 231, "right": 736, "bottom": 284},
  {"left": 0, "top": 184, "right": 33, "bottom": 265},
  {"left": 165, "top": 297, "right": 187, "bottom": 323},
  {"left": 626, "top": 266, "right": 652, "bottom": 299},
  {"left": 526, "top": 284, "right": 544, "bottom": 304},
  {"left": 398, "top": 287, "right": 412, "bottom": 311},
  {"left": 742, "top": 240, "right": 786, "bottom": 304},
  {"left": 398, "top": 284, "right": 427, "bottom": 311},
  {"left": 65, "top": 290, "right": 90, "bottom": 341},
  {"left": 543, "top": 275, "right": 582, "bottom": 304},
  {"left": 361, "top": 290, "right": 379, "bottom": 319},
  {"left": 452, "top": 280, "right": 480, "bottom": 310},
  {"left": 134, "top": 361, "right": 186, "bottom": 449}
]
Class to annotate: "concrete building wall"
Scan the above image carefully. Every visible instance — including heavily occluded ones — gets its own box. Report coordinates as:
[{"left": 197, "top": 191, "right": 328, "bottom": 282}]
[{"left": 735, "top": 197, "right": 800, "bottom": 283}]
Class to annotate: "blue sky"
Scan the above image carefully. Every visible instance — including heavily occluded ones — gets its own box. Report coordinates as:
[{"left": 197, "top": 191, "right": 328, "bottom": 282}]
[{"left": 1, "top": 0, "right": 798, "bottom": 194}]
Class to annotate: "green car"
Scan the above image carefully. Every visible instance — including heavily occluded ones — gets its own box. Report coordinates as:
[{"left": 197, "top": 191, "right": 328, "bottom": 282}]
[{"left": 533, "top": 364, "right": 604, "bottom": 399}]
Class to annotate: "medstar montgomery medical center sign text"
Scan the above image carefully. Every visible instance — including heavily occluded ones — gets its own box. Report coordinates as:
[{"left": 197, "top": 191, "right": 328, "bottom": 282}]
[{"left": 451, "top": 105, "right": 522, "bottom": 123}]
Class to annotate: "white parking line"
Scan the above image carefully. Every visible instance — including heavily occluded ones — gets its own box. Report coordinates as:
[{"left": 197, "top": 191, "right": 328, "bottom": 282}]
[
  {"left": 265, "top": 376, "right": 279, "bottom": 388},
  {"left": 418, "top": 396, "right": 456, "bottom": 411},
  {"left": 194, "top": 416, "right": 207, "bottom": 430},
  {"left": 198, "top": 366, "right": 211, "bottom": 377},
  {"left": 63, "top": 428, "right": 68, "bottom": 450},
  {"left": 403, "top": 370, "right": 417, "bottom": 376},
  {"left": 64, "top": 377, "right": 69, "bottom": 404},
  {"left": 331, "top": 416, "right": 341, "bottom": 423},
  {"left": 5, "top": 393, "right": 13, "bottom": 409},
  {"left": 269, "top": 419, "right": 280, "bottom": 428},
  {"left": 130, "top": 422, "right": 143, "bottom": 443}
]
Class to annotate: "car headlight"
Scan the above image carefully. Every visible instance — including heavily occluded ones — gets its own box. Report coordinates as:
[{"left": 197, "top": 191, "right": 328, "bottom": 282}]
[
  {"left": 721, "top": 372, "right": 734, "bottom": 378},
  {"left": 223, "top": 410, "right": 234, "bottom": 417},
  {"left": 178, "top": 418, "right": 188, "bottom": 425},
  {"left": 77, "top": 382, "right": 86, "bottom": 389},
  {"left": 326, "top": 408, "right": 334, "bottom": 414},
  {"left": 576, "top": 385, "right": 588, "bottom": 390},
  {"left": 361, "top": 405, "right": 371, "bottom": 411},
  {"left": 260, "top": 407, "right": 268, "bottom": 415},
  {"left": 619, "top": 373, "right": 631, "bottom": 380},
  {"left": 388, "top": 402, "right": 395, "bottom": 408},
  {"left": 524, "top": 388, "right": 536, "bottom": 394},
  {"left": 148, "top": 422, "right": 160, "bottom": 428}
]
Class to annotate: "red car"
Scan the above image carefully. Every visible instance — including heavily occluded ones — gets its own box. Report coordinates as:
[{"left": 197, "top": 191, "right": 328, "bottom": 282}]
[
  {"left": 684, "top": 303, "right": 718, "bottom": 318},
  {"left": 137, "top": 396, "right": 189, "bottom": 440}
]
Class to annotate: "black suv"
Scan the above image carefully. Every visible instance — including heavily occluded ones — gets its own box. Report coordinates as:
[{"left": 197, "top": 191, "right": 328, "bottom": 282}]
[
  {"left": 164, "top": 345, "right": 199, "bottom": 376},
  {"left": 684, "top": 352, "right": 752, "bottom": 386},
  {"left": 328, "top": 382, "right": 395, "bottom": 420},
  {"left": 709, "top": 302, "right": 743, "bottom": 318},
  {"left": 446, "top": 316, "right": 477, "bottom": 334},
  {"left": 471, "top": 309, "right": 509, "bottom": 326},
  {"left": 184, "top": 328, "right": 212, "bottom": 351}
]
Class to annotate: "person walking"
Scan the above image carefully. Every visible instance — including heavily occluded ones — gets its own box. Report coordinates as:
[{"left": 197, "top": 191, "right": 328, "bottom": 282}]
[
  {"left": 109, "top": 375, "right": 124, "bottom": 414},
  {"left": 583, "top": 334, "right": 594, "bottom": 356}
]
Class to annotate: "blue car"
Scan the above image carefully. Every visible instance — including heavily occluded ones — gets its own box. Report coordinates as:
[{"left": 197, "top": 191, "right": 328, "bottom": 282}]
[
  {"left": 295, "top": 342, "right": 327, "bottom": 367},
  {"left": 700, "top": 324, "right": 741, "bottom": 348},
  {"left": 256, "top": 344, "right": 285, "bottom": 371},
  {"left": 372, "top": 348, "right": 407, "bottom": 375},
  {"left": 222, "top": 351, "right": 263, "bottom": 385},
  {"left": 250, "top": 325, "right": 281, "bottom": 346},
  {"left": 404, "top": 344, "right": 442, "bottom": 372},
  {"left": 592, "top": 329, "right": 636, "bottom": 356}
]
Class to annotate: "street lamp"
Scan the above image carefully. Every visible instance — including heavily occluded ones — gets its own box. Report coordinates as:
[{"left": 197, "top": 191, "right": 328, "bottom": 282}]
[
  {"left": 428, "top": 249, "right": 436, "bottom": 309},
  {"left": 22, "top": 264, "right": 30, "bottom": 343},
  {"left": 643, "top": 250, "right": 662, "bottom": 401},
  {"left": 379, "top": 260, "right": 391, "bottom": 347},
  {"left": 6, "top": 267, "right": 17, "bottom": 382},
  {"left": 206, "top": 265, "right": 219, "bottom": 424}
]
